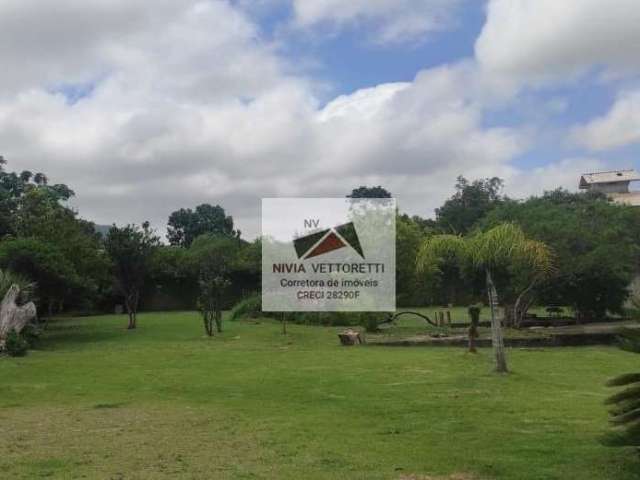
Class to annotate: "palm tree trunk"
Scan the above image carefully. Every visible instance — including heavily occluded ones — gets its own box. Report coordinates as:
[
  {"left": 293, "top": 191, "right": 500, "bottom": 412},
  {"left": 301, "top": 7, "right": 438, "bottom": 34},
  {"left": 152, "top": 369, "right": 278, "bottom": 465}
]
[
  {"left": 513, "top": 280, "right": 536, "bottom": 328},
  {"left": 486, "top": 269, "right": 508, "bottom": 373}
]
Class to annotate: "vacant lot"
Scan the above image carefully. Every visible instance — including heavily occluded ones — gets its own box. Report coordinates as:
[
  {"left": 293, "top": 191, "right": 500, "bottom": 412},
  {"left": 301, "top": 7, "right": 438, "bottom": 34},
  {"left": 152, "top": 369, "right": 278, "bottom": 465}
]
[{"left": 0, "top": 312, "right": 638, "bottom": 479}]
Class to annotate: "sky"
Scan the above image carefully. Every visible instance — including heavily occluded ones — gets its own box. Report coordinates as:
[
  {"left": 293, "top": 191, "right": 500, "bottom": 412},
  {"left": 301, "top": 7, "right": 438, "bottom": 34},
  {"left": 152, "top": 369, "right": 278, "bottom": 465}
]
[{"left": 1, "top": 0, "right": 639, "bottom": 240}]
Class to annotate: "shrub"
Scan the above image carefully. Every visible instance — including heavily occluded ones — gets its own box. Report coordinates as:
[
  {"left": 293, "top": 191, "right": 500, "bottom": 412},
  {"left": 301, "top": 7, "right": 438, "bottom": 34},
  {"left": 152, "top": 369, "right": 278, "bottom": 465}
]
[
  {"left": 21, "top": 324, "right": 41, "bottom": 346},
  {"left": 229, "top": 294, "right": 262, "bottom": 321},
  {"left": 5, "top": 330, "right": 28, "bottom": 357},
  {"left": 360, "top": 313, "right": 388, "bottom": 332}
]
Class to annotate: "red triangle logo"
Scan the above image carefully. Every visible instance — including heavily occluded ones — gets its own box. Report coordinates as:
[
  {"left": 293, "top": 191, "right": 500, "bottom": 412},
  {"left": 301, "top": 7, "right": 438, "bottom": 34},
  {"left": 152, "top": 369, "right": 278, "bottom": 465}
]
[{"left": 305, "top": 231, "right": 347, "bottom": 259}]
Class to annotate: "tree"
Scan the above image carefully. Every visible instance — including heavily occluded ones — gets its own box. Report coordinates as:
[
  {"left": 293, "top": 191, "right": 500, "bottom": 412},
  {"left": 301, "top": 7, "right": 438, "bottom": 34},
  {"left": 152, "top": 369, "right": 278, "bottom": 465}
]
[
  {"left": 105, "top": 223, "right": 159, "bottom": 329},
  {"left": 435, "top": 176, "right": 504, "bottom": 234},
  {"left": 417, "top": 224, "right": 554, "bottom": 373},
  {"left": 188, "top": 235, "right": 241, "bottom": 335},
  {"left": 167, "top": 204, "right": 238, "bottom": 247},
  {"left": 0, "top": 238, "right": 82, "bottom": 317},
  {"left": 603, "top": 329, "right": 640, "bottom": 447},
  {"left": 396, "top": 214, "right": 429, "bottom": 306},
  {"left": 146, "top": 246, "right": 196, "bottom": 310},
  {"left": 481, "top": 189, "right": 640, "bottom": 320},
  {"left": 347, "top": 186, "right": 392, "bottom": 198},
  {"left": 0, "top": 157, "right": 73, "bottom": 239}
]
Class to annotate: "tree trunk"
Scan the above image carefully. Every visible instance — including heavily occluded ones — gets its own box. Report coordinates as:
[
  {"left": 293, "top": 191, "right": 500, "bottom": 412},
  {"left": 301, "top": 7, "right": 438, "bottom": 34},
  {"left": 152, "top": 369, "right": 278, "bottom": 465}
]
[
  {"left": 215, "top": 308, "right": 222, "bottom": 333},
  {"left": 486, "top": 270, "right": 508, "bottom": 373},
  {"left": 125, "top": 291, "right": 139, "bottom": 330},
  {"left": 0, "top": 285, "right": 37, "bottom": 349},
  {"left": 503, "top": 304, "right": 515, "bottom": 328},
  {"left": 468, "top": 327, "right": 477, "bottom": 353},
  {"left": 513, "top": 281, "right": 536, "bottom": 329}
]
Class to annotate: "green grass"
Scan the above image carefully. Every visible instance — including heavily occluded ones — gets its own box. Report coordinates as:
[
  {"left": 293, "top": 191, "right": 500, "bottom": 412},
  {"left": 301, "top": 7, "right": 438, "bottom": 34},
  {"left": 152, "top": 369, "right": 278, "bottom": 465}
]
[{"left": 0, "top": 312, "right": 638, "bottom": 479}]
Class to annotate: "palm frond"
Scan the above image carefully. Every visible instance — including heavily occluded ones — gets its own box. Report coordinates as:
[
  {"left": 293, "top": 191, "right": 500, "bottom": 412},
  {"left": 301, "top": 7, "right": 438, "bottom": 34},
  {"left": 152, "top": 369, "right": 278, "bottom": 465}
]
[
  {"left": 416, "top": 234, "right": 468, "bottom": 276},
  {"left": 0, "top": 269, "right": 35, "bottom": 302},
  {"left": 606, "top": 373, "right": 640, "bottom": 387}
]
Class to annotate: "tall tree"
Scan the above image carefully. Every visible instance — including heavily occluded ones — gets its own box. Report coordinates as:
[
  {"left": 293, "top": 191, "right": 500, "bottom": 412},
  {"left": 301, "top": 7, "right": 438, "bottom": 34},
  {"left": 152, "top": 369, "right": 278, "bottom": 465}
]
[
  {"left": 435, "top": 176, "right": 504, "bottom": 234},
  {"left": 105, "top": 223, "right": 159, "bottom": 329},
  {"left": 167, "top": 204, "right": 238, "bottom": 247},
  {"left": 188, "top": 235, "right": 240, "bottom": 335},
  {"left": 0, "top": 157, "right": 73, "bottom": 239},
  {"left": 417, "top": 224, "right": 554, "bottom": 373}
]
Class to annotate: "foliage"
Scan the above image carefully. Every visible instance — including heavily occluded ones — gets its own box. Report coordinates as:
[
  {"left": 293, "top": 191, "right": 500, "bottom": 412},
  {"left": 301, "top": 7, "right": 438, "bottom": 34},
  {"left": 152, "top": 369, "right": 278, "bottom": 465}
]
[
  {"left": 0, "top": 159, "right": 108, "bottom": 314},
  {"left": 481, "top": 189, "right": 640, "bottom": 319},
  {"left": 396, "top": 214, "right": 432, "bottom": 306},
  {"left": 167, "top": 204, "right": 238, "bottom": 247},
  {"left": 347, "top": 185, "right": 392, "bottom": 198},
  {"left": 145, "top": 246, "right": 195, "bottom": 310},
  {"left": 229, "top": 294, "right": 262, "bottom": 321},
  {"left": 360, "top": 312, "right": 387, "bottom": 332},
  {"left": 0, "top": 156, "right": 73, "bottom": 239},
  {"left": 4, "top": 330, "right": 28, "bottom": 357},
  {"left": 0, "top": 268, "right": 35, "bottom": 303},
  {"left": 104, "top": 223, "right": 159, "bottom": 329},
  {"left": 0, "top": 238, "right": 82, "bottom": 314},
  {"left": 189, "top": 234, "right": 242, "bottom": 334},
  {"left": 603, "top": 328, "right": 640, "bottom": 447},
  {"left": 20, "top": 323, "right": 41, "bottom": 346},
  {"left": 435, "top": 175, "right": 505, "bottom": 234}
]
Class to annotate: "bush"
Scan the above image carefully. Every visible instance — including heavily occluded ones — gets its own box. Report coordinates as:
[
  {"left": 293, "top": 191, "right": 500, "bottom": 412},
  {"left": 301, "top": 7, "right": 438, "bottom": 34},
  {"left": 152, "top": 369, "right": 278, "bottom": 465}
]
[
  {"left": 282, "top": 312, "right": 388, "bottom": 329},
  {"left": 360, "top": 313, "right": 388, "bottom": 332},
  {"left": 229, "top": 294, "right": 262, "bottom": 321},
  {"left": 5, "top": 330, "right": 28, "bottom": 357},
  {"left": 21, "top": 324, "right": 41, "bottom": 346}
]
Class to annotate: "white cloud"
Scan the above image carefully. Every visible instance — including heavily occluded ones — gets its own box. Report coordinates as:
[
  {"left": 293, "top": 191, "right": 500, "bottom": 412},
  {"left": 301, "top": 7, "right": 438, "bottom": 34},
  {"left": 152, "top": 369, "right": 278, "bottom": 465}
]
[
  {"left": 290, "top": 0, "right": 462, "bottom": 44},
  {"left": 0, "top": 1, "right": 532, "bottom": 239},
  {"left": 504, "top": 158, "right": 606, "bottom": 199},
  {"left": 476, "top": 0, "right": 640, "bottom": 82},
  {"left": 571, "top": 90, "right": 640, "bottom": 151}
]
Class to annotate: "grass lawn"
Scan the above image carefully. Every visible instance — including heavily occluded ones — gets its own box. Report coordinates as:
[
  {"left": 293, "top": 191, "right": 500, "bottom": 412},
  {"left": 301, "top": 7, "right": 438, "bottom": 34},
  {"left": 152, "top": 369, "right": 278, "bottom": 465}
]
[{"left": 1, "top": 312, "right": 639, "bottom": 479}]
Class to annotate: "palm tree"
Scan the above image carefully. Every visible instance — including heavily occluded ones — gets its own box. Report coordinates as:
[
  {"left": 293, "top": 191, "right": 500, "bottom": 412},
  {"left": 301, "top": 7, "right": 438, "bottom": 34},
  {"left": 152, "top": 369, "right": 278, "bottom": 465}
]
[
  {"left": 0, "top": 269, "right": 35, "bottom": 303},
  {"left": 417, "top": 223, "right": 554, "bottom": 373},
  {"left": 603, "top": 328, "right": 640, "bottom": 447}
]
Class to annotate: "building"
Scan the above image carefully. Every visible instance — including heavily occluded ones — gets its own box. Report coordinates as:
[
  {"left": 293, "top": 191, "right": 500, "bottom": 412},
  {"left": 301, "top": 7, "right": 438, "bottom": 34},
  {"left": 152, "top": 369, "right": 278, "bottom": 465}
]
[{"left": 579, "top": 169, "right": 640, "bottom": 206}]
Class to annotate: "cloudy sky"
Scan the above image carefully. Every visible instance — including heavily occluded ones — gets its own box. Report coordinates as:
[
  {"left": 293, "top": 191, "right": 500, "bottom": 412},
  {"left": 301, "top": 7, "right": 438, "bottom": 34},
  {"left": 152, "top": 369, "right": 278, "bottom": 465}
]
[{"left": 1, "top": 0, "right": 639, "bottom": 239}]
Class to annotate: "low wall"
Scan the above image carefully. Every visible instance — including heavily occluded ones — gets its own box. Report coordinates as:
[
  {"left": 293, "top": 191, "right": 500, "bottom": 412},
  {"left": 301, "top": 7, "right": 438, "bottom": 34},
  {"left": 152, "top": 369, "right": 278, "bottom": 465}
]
[{"left": 369, "top": 332, "right": 622, "bottom": 348}]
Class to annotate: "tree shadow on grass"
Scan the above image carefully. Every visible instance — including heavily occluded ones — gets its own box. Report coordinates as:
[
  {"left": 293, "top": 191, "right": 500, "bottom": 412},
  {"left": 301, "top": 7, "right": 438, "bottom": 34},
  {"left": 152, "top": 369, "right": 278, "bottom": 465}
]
[{"left": 33, "top": 317, "right": 130, "bottom": 352}]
